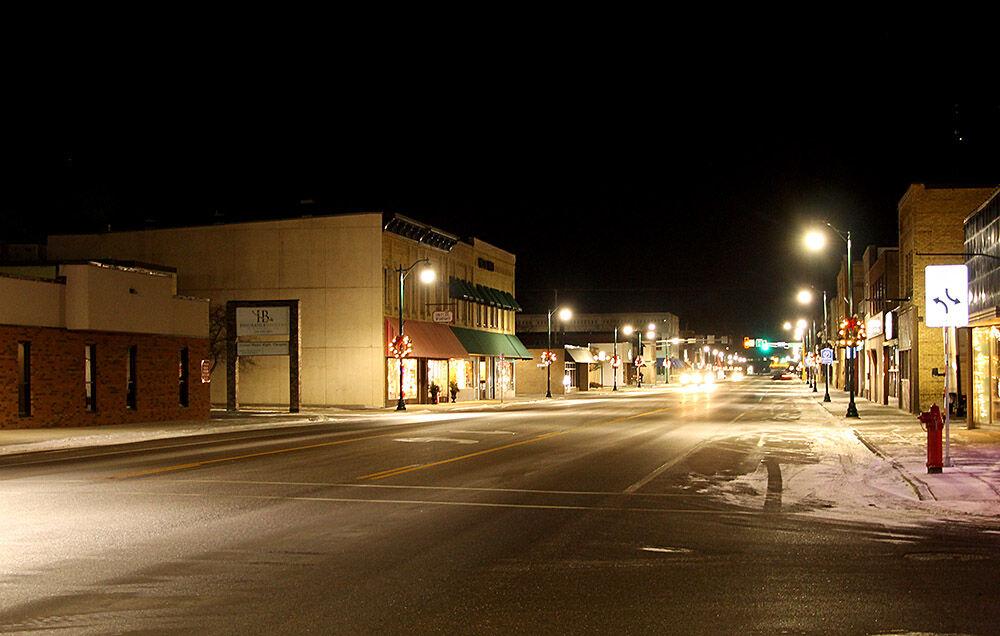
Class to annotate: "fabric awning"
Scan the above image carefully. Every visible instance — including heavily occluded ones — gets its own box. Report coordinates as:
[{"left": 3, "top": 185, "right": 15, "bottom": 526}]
[
  {"left": 450, "top": 327, "right": 532, "bottom": 359},
  {"left": 386, "top": 319, "right": 469, "bottom": 359},
  {"left": 565, "top": 346, "right": 596, "bottom": 364}
]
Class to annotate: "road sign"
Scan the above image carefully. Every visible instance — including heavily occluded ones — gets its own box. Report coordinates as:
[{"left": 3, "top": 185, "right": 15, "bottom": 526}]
[
  {"left": 925, "top": 265, "right": 969, "bottom": 328},
  {"left": 820, "top": 347, "right": 834, "bottom": 366}
]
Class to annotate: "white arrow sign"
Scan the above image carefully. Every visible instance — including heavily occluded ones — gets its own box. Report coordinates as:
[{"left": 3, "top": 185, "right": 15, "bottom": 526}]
[{"left": 925, "top": 265, "right": 969, "bottom": 328}]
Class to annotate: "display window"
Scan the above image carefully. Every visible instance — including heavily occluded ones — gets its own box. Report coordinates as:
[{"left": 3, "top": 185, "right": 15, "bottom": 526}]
[
  {"left": 387, "top": 359, "right": 418, "bottom": 401},
  {"left": 427, "top": 359, "right": 449, "bottom": 401}
]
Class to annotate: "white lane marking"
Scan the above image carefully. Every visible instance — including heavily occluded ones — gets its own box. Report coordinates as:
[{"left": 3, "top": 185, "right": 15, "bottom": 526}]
[
  {"left": 394, "top": 438, "right": 479, "bottom": 444},
  {"left": 625, "top": 439, "right": 713, "bottom": 494},
  {"left": 151, "top": 478, "right": 721, "bottom": 498},
  {"left": 449, "top": 430, "right": 517, "bottom": 435},
  {"left": 0, "top": 488, "right": 759, "bottom": 514},
  {"left": 641, "top": 546, "right": 693, "bottom": 554}
]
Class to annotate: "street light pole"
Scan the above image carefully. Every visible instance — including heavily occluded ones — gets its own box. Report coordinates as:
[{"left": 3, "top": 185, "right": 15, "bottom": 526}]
[
  {"left": 396, "top": 258, "right": 431, "bottom": 411},
  {"left": 546, "top": 309, "right": 553, "bottom": 398},
  {"left": 613, "top": 327, "right": 618, "bottom": 392},
  {"left": 844, "top": 228, "right": 859, "bottom": 418},
  {"left": 823, "top": 289, "right": 831, "bottom": 402}
]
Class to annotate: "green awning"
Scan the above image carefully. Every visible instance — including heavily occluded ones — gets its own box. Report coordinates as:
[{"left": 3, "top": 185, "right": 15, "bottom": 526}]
[
  {"left": 451, "top": 327, "right": 532, "bottom": 359},
  {"left": 448, "top": 278, "right": 522, "bottom": 311}
]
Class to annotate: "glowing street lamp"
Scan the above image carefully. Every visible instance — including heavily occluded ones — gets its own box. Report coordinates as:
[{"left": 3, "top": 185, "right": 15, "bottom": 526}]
[
  {"left": 796, "top": 289, "right": 813, "bottom": 305},
  {"left": 394, "top": 258, "right": 436, "bottom": 411},
  {"left": 805, "top": 223, "right": 859, "bottom": 417},
  {"left": 545, "top": 306, "right": 573, "bottom": 398},
  {"left": 783, "top": 321, "right": 792, "bottom": 331}
]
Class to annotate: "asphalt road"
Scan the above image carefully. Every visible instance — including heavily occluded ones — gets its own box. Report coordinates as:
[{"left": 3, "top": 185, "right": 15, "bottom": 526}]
[{"left": 2, "top": 378, "right": 1000, "bottom": 635}]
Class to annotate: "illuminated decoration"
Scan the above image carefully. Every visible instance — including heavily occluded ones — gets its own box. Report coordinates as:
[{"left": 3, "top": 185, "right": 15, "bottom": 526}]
[
  {"left": 540, "top": 350, "right": 558, "bottom": 366},
  {"left": 610, "top": 354, "right": 622, "bottom": 368},
  {"left": 634, "top": 355, "right": 644, "bottom": 368},
  {"left": 388, "top": 334, "right": 413, "bottom": 359},
  {"left": 838, "top": 315, "right": 866, "bottom": 348}
]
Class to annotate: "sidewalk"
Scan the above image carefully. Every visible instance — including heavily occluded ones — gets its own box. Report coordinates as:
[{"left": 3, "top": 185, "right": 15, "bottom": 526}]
[{"left": 812, "top": 383, "right": 1000, "bottom": 512}]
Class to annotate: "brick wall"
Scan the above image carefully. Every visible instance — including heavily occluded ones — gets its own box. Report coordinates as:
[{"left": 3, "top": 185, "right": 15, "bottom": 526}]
[{"left": 0, "top": 326, "right": 210, "bottom": 429}]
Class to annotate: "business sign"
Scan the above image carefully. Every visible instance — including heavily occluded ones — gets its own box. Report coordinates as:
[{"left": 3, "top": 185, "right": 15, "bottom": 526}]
[
  {"left": 866, "top": 312, "right": 883, "bottom": 339},
  {"left": 237, "top": 341, "right": 290, "bottom": 357},
  {"left": 925, "top": 265, "right": 969, "bottom": 328},
  {"left": 236, "top": 306, "right": 290, "bottom": 336},
  {"left": 820, "top": 347, "right": 834, "bottom": 365},
  {"left": 433, "top": 310, "right": 454, "bottom": 324},
  {"left": 885, "top": 310, "right": 895, "bottom": 340},
  {"left": 201, "top": 359, "right": 212, "bottom": 383}
]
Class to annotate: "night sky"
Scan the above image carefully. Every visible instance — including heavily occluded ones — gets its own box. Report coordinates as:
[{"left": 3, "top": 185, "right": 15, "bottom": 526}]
[{"left": 3, "top": 28, "right": 998, "bottom": 340}]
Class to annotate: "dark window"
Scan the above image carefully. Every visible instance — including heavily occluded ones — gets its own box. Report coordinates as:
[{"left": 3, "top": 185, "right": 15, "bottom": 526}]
[
  {"left": 179, "top": 347, "right": 189, "bottom": 407},
  {"left": 477, "top": 257, "right": 495, "bottom": 271},
  {"left": 126, "top": 345, "right": 138, "bottom": 410},
  {"left": 17, "top": 342, "right": 30, "bottom": 417},
  {"left": 85, "top": 344, "right": 97, "bottom": 412}
]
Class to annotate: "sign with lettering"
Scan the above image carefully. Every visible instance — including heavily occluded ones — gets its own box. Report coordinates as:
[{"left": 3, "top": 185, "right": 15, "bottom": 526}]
[
  {"left": 236, "top": 306, "right": 290, "bottom": 336},
  {"left": 201, "top": 359, "right": 211, "bottom": 383},
  {"left": 237, "top": 341, "right": 290, "bottom": 357},
  {"left": 433, "top": 310, "right": 454, "bottom": 324},
  {"left": 866, "top": 312, "right": 883, "bottom": 339},
  {"left": 925, "top": 265, "right": 969, "bottom": 328}
]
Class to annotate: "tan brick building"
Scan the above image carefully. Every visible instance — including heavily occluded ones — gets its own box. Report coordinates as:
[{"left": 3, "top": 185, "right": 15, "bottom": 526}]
[
  {"left": 896, "top": 184, "right": 995, "bottom": 414},
  {"left": 0, "top": 263, "right": 210, "bottom": 429}
]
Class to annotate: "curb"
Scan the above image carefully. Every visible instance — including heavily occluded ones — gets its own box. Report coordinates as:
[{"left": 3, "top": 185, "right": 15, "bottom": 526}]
[{"left": 851, "top": 428, "right": 933, "bottom": 501}]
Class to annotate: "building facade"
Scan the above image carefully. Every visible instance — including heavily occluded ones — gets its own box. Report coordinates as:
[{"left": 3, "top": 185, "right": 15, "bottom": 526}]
[
  {"left": 861, "top": 246, "right": 899, "bottom": 406},
  {"left": 964, "top": 187, "right": 1000, "bottom": 426},
  {"left": 48, "top": 213, "right": 528, "bottom": 408},
  {"left": 896, "top": 184, "right": 995, "bottom": 414},
  {"left": 0, "top": 262, "right": 210, "bottom": 428}
]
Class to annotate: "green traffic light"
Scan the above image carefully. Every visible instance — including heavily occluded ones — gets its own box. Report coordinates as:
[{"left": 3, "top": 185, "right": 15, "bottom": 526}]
[{"left": 760, "top": 342, "right": 771, "bottom": 352}]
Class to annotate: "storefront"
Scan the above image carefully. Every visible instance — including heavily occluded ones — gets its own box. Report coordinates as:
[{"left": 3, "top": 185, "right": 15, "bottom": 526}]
[
  {"left": 564, "top": 346, "right": 595, "bottom": 392},
  {"left": 865, "top": 312, "right": 885, "bottom": 404},
  {"left": 386, "top": 319, "right": 474, "bottom": 405},
  {"left": 450, "top": 326, "right": 531, "bottom": 401},
  {"left": 884, "top": 309, "right": 899, "bottom": 406}
]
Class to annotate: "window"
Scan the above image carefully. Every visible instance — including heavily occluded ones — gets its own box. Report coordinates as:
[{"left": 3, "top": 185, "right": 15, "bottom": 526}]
[
  {"left": 126, "top": 345, "right": 138, "bottom": 410},
  {"left": 17, "top": 342, "right": 30, "bottom": 417},
  {"left": 85, "top": 344, "right": 97, "bottom": 412},
  {"left": 179, "top": 347, "right": 190, "bottom": 407}
]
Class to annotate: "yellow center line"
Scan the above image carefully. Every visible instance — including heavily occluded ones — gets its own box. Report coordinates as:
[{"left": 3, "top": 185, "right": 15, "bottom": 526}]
[
  {"left": 359, "top": 405, "right": 675, "bottom": 481},
  {"left": 110, "top": 431, "right": 396, "bottom": 480},
  {"left": 360, "top": 430, "right": 566, "bottom": 480}
]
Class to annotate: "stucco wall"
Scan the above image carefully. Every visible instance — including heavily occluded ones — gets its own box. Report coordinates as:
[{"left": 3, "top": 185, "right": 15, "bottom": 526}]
[
  {"left": 0, "top": 275, "right": 64, "bottom": 328},
  {"left": 49, "top": 214, "right": 384, "bottom": 407}
]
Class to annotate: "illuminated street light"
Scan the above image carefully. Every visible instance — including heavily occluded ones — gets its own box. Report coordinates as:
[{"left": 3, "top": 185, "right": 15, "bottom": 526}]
[
  {"left": 394, "top": 258, "right": 436, "bottom": 411},
  {"left": 783, "top": 321, "right": 792, "bottom": 331},
  {"left": 622, "top": 325, "right": 634, "bottom": 336},
  {"left": 804, "top": 230, "right": 826, "bottom": 252},
  {"left": 647, "top": 323, "right": 656, "bottom": 331},
  {"left": 796, "top": 319, "right": 807, "bottom": 330},
  {"left": 545, "top": 306, "right": 573, "bottom": 398},
  {"left": 796, "top": 289, "right": 813, "bottom": 304}
]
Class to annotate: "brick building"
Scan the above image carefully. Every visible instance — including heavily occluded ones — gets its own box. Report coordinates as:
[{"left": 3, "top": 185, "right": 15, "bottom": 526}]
[
  {"left": 896, "top": 184, "right": 995, "bottom": 414},
  {"left": 861, "top": 246, "right": 899, "bottom": 406},
  {"left": 0, "top": 262, "right": 210, "bottom": 429}
]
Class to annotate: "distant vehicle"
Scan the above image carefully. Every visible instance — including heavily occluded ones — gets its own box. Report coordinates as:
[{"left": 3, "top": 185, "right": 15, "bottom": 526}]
[
  {"left": 679, "top": 370, "right": 715, "bottom": 386},
  {"left": 772, "top": 372, "right": 794, "bottom": 381}
]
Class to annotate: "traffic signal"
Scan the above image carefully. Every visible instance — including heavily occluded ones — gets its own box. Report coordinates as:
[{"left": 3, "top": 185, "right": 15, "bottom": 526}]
[
  {"left": 743, "top": 337, "right": 753, "bottom": 349},
  {"left": 760, "top": 341, "right": 771, "bottom": 352}
]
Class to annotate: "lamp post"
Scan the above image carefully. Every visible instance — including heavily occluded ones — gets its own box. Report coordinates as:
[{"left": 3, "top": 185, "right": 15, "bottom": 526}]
[
  {"left": 613, "top": 327, "right": 619, "bottom": 391},
  {"left": 546, "top": 307, "right": 572, "bottom": 398},
  {"left": 395, "top": 258, "right": 436, "bottom": 411},
  {"left": 805, "top": 225, "right": 859, "bottom": 417}
]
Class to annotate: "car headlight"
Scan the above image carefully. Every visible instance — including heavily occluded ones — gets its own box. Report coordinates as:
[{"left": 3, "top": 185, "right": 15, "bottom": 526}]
[
  {"left": 703, "top": 373, "right": 714, "bottom": 384},
  {"left": 680, "top": 373, "right": 691, "bottom": 385}
]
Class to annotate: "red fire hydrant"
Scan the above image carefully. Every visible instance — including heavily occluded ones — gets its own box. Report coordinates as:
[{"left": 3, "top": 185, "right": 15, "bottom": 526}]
[{"left": 918, "top": 404, "right": 944, "bottom": 474}]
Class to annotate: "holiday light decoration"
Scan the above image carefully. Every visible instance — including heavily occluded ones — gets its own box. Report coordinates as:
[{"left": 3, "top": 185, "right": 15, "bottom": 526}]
[
  {"left": 540, "top": 350, "right": 558, "bottom": 366},
  {"left": 389, "top": 334, "right": 413, "bottom": 358},
  {"left": 838, "top": 315, "right": 866, "bottom": 348},
  {"left": 610, "top": 354, "right": 622, "bottom": 368}
]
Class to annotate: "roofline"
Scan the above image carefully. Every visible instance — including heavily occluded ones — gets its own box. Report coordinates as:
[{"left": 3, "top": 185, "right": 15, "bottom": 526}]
[{"left": 964, "top": 185, "right": 1000, "bottom": 225}]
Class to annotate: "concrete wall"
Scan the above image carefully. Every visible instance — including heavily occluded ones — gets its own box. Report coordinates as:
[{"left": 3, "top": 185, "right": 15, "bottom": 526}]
[
  {"left": 49, "top": 214, "right": 385, "bottom": 407},
  {"left": 0, "top": 274, "right": 64, "bottom": 328}
]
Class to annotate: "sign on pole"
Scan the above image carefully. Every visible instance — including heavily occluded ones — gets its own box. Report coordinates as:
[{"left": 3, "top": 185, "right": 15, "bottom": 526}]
[
  {"left": 924, "top": 265, "right": 969, "bottom": 328},
  {"left": 820, "top": 347, "right": 834, "bottom": 366}
]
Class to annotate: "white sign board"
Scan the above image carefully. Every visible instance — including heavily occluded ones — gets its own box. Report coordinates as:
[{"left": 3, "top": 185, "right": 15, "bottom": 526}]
[
  {"left": 820, "top": 347, "right": 834, "bottom": 365},
  {"left": 237, "top": 341, "right": 290, "bottom": 357},
  {"left": 433, "top": 310, "right": 454, "bottom": 324},
  {"left": 866, "top": 312, "right": 883, "bottom": 338},
  {"left": 236, "top": 306, "right": 290, "bottom": 336},
  {"left": 924, "top": 265, "right": 969, "bottom": 328}
]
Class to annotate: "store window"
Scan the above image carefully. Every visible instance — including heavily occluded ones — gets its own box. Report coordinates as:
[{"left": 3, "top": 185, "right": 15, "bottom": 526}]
[
  {"left": 973, "top": 328, "right": 991, "bottom": 425},
  {"left": 387, "top": 358, "right": 418, "bottom": 401},
  {"left": 179, "top": 347, "right": 190, "bottom": 407},
  {"left": 427, "top": 359, "right": 449, "bottom": 401}
]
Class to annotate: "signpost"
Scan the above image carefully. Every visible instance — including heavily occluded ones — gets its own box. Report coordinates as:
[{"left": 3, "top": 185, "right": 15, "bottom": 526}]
[
  {"left": 925, "top": 265, "right": 970, "bottom": 468},
  {"left": 226, "top": 300, "right": 301, "bottom": 414}
]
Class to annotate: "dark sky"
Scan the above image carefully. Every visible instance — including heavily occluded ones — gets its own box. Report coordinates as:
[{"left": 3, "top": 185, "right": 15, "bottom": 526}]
[{"left": 3, "top": 26, "right": 998, "bottom": 340}]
